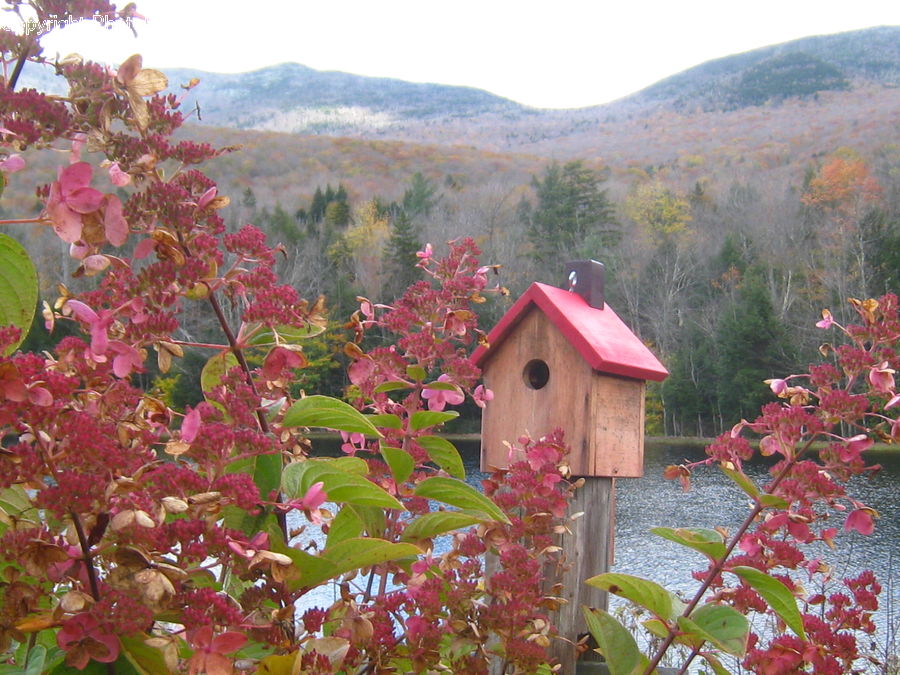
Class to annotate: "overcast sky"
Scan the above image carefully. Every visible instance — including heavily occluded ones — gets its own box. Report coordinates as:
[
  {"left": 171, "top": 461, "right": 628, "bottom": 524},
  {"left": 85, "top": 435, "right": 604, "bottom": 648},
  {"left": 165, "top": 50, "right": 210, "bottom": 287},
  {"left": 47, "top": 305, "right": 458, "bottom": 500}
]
[{"left": 7, "top": 0, "right": 900, "bottom": 108}]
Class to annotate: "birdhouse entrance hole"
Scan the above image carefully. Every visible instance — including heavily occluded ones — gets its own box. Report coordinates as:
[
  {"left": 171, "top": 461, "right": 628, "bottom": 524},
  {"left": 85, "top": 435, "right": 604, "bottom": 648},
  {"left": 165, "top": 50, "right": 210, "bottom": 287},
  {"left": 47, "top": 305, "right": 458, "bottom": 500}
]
[{"left": 523, "top": 359, "right": 550, "bottom": 390}]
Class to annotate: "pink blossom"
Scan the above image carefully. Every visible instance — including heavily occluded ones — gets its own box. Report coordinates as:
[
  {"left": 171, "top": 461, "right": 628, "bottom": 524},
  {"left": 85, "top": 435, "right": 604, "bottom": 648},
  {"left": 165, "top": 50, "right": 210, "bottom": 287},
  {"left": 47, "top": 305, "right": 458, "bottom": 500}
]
[
  {"left": 442, "top": 310, "right": 469, "bottom": 337},
  {"left": 739, "top": 534, "right": 763, "bottom": 557},
  {"left": 0, "top": 154, "right": 24, "bottom": 173},
  {"left": 415, "top": 243, "right": 433, "bottom": 261},
  {"left": 815, "top": 308, "right": 834, "bottom": 329},
  {"left": 340, "top": 430, "right": 366, "bottom": 455},
  {"left": 108, "top": 162, "right": 131, "bottom": 186},
  {"left": 839, "top": 434, "right": 873, "bottom": 461},
  {"left": 276, "top": 481, "right": 327, "bottom": 523},
  {"left": 65, "top": 299, "right": 112, "bottom": 357},
  {"left": 868, "top": 362, "right": 895, "bottom": 394},
  {"left": 182, "top": 407, "right": 201, "bottom": 443},
  {"left": 759, "top": 434, "right": 781, "bottom": 456},
  {"left": 300, "top": 481, "right": 327, "bottom": 511},
  {"left": 69, "top": 133, "right": 86, "bottom": 163},
  {"left": 46, "top": 162, "right": 104, "bottom": 243},
  {"left": 80, "top": 254, "right": 111, "bottom": 276},
  {"left": 262, "top": 346, "right": 305, "bottom": 381},
  {"left": 473, "top": 384, "right": 494, "bottom": 408},
  {"left": 57, "top": 613, "right": 120, "bottom": 669},
  {"left": 844, "top": 508, "right": 876, "bottom": 535},
  {"left": 187, "top": 624, "right": 246, "bottom": 675},
  {"left": 227, "top": 532, "right": 268, "bottom": 559},
  {"left": 108, "top": 341, "right": 144, "bottom": 377},
  {"left": 103, "top": 194, "right": 129, "bottom": 246},
  {"left": 766, "top": 378, "right": 788, "bottom": 396},
  {"left": 421, "top": 374, "right": 464, "bottom": 411},
  {"left": 197, "top": 186, "right": 218, "bottom": 209},
  {"left": 348, "top": 357, "right": 375, "bottom": 385}
]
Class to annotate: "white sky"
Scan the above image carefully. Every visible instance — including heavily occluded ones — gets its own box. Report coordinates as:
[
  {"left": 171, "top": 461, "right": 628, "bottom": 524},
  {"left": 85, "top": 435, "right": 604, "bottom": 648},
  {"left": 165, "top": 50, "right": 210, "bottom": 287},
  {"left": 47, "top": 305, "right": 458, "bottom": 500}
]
[{"left": 7, "top": 0, "right": 900, "bottom": 109}]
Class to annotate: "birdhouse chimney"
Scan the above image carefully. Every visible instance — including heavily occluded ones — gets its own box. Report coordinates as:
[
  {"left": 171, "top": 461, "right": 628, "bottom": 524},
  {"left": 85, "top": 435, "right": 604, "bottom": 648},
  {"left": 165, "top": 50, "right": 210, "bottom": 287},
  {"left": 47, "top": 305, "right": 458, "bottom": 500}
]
[{"left": 564, "top": 259, "right": 604, "bottom": 309}]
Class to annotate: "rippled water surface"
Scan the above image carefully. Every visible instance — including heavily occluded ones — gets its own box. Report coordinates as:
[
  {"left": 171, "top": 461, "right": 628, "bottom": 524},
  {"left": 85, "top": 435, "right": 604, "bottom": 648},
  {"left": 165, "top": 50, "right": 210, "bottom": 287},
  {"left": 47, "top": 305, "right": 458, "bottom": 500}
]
[{"left": 305, "top": 437, "right": 899, "bottom": 663}]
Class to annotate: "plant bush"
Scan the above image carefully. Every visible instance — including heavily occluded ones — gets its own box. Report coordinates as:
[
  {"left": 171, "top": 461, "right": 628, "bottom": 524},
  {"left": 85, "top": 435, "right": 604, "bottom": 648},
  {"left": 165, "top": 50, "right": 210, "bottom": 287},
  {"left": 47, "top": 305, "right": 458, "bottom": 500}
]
[{"left": 0, "top": 4, "right": 891, "bottom": 675}]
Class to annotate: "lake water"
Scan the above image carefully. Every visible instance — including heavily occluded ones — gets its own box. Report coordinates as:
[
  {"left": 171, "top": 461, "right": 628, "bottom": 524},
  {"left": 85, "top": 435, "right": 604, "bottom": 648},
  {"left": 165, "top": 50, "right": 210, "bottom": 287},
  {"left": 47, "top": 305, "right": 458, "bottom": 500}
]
[{"left": 306, "top": 437, "right": 899, "bottom": 665}]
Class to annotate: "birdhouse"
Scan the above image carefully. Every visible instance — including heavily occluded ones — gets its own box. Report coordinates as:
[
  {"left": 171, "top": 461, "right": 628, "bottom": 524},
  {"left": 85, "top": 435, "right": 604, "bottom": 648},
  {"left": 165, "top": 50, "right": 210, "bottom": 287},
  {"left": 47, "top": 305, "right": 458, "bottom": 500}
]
[{"left": 472, "top": 261, "right": 668, "bottom": 477}]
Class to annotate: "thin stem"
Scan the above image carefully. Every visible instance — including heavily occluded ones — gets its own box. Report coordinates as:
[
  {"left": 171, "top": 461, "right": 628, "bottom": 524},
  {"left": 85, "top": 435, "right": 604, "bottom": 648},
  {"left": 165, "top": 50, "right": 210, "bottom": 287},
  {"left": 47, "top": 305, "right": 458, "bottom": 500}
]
[
  {"left": 675, "top": 645, "right": 702, "bottom": 675},
  {"left": 643, "top": 444, "right": 809, "bottom": 675},
  {"left": 7, "top": 34, "right": 32, "bottom": 91},
  {"left": 169, "top": 339, "right": 230, "bottom": 350},
  {"left": 0, "top": 218, "right": 44, "bottom": 225},
  {"left": 69, "top": 510, "right": 102, "bottom": 602},
  {"left": 205, "top": 290, "right": 288, "bottom": 538}
]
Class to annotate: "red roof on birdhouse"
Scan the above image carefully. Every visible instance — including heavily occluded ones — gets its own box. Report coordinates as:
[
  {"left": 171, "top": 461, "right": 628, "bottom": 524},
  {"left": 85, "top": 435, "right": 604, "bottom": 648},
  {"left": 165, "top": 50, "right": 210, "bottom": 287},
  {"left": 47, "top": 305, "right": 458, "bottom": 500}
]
[{"left": 472, "top": 282, "right": 668, "bottom": 381}]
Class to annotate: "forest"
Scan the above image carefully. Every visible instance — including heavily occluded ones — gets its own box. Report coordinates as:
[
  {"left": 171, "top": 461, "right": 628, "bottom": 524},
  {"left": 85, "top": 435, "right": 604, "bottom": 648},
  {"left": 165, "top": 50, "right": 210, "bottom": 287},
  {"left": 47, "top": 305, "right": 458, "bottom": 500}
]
[
  {"left": 6, "top": 28, "right": 900, "bottom": 439},
  {"left": 191, "top": 141, "right": 900, "bottom": 437}
]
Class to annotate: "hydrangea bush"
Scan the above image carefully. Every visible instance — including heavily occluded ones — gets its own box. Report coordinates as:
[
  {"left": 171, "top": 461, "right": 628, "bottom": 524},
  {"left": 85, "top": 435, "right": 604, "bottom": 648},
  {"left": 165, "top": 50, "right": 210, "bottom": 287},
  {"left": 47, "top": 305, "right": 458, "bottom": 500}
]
[{"left": 0, "top": 3, "right": 891, "bottom": 675}]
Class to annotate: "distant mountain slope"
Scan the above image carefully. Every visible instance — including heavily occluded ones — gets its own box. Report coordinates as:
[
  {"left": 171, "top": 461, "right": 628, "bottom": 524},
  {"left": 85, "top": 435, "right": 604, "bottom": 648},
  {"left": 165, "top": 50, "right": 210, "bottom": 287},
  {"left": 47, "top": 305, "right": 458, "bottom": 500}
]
[
  {"left": 162, "top": 63, "right": 528, "bottom": 135},
  {"left": 13, "top": 26, "right": 899, "bottom": 163},
  {"left": 628, "top": 26, "right": 900, "bottom": 111}
]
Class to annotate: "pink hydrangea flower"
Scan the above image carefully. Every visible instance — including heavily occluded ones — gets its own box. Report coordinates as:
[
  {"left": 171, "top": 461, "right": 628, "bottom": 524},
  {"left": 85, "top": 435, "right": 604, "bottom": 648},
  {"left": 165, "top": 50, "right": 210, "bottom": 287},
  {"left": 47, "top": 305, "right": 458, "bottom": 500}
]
[
  {"left": 473, "top": 384, "right": 494, "bottom": 408},
  {"left": 57, "top": 613, "right": 120, "bottom": 669},
  {"left": 187, "top": 624, "right": 246, "bottom": 675},
  {"left": 868, "top": 362, "right": 895, "bottom": 394},
  {"left": 421, "top": 374, "right": 464, "bottom": 412},
  {"left": 0, "top": 154, "right": 24, "bottom": 173},
  {"left": 844, "top": 508, "right": 876, "bottom": 536},
  {"left": 815, "top": 309, "right": 834, "bottom": 329},
  {"left": 46, "top": 162, "right": 104, "bottom": 243}
]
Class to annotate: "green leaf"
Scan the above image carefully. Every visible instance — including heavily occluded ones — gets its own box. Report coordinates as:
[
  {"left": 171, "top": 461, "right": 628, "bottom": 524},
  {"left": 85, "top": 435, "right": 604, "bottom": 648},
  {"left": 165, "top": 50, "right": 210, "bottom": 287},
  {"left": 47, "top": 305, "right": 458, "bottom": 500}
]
[
  {"left": 410, "top": 410, "right": 458, "bottom": 431},
  {"left": 283, "top": 396, "right": 382, "bottom": 437},
  {"left": 200, "top": 350, "right": 239, "bottom": 393},
  {"left": 759, "top": 494, "right": 789, "bottom": 509},
  {"left": 5, "top": 644, "right": 46, "bottom": 675},
  {"left": 350, "top": 503, "right": 387, "bottom": 538},
  {"left": 700, "top": 651, "right": 734, "bottom": 675},
  {"left": 249, "top": 322, "right": 326, "bottom": 345},
  {"left": 367, "top": 413, "right": 403, "bottom": 430},
  {"left": 584, "top": 573, "right": 685, "bottom": 622},
  {"left": 283, "top": 459, "right": 402, "bottom": 510},
  {"left": 223, "top": 450, "right": 282, "bottom": 536},
  {"left": 51, "top": 652, "right": 141, "bottom": 675},
  {"left": 324, "top": 456, "right": 369, "bottom": 475},
  {"left": 731, "top": 566, "right": 806, "bottom": 638},
  {"left": 401, "top": 511, "right": 484, "bottom": 542},
  {"left": 582, "top": 607, "right": 648, "bottom": 675},
  {"left": 381, "top": 446, "right": 414, "bottom": 485},
  {"left": 677, "top": 603, "right": 749, "bottom": 656},
  {"left": 374, "top": 381, "right": 410, "bottom": 393},
  {"left": 720, "top": 464, "right": 759, "bottom": 499},
  {"left": 414, "top": 477, "right": 509, "bottom": 523},
  {"left": 650, "top": 527, "right": 727, "bottom": 560},
  {"left": 0, "top": 484, "right": 40, "bottom": 528},
  {"left": 286, "top": 538, "right": 421, "bottom": 590},
  {"left": 418, "top": 435, "right": 465, "bottom": 478},
  {"left": 326, "top": 505, "right": 364, "bottom": 547},
  {"left": 422, "top": 380, "right": 459, "bottom": 391},
  {"left": 121, "top": 634, "right": 173, "bottom": 674},
  {"left": 0, "top": 233, "right": 38, "bottom": 354},
  {"left": 406, "top": 365, "right": 427, "bottom": 382}
]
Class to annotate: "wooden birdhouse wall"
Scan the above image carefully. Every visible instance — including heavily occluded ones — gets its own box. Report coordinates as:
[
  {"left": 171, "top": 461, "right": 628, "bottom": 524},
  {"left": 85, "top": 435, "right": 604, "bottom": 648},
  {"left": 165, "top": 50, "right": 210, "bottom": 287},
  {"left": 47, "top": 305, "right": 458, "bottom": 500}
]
[{"left": 480, "top": 307, "right": 646, "bottom": 477}]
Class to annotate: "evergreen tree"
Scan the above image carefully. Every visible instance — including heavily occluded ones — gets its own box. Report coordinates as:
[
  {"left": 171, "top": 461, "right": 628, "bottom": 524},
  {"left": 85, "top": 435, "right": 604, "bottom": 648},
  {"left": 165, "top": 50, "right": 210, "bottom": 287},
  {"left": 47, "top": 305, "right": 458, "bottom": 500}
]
[
  {"left": 402, "top": 172, "right": 441, "bottom": 220},
  {"left": 524, "top": 161, "right": 617, "bottom": 277},
  {"left": 383, "top": 211, "right": 423, "bottom": 299},
  {"left": 309, "top": 187, "right": 327, "bottom": 223},
  {"left": 714, "top": 267, "right": 790, "bottom": 425}
]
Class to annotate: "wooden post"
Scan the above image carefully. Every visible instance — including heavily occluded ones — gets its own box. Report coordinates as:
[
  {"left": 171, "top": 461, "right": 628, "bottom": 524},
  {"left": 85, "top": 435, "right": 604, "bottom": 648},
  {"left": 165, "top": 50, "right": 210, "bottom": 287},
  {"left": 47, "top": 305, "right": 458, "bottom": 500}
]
[{"left": 548, "top": 477, "right": 613, "bottom": 672}]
